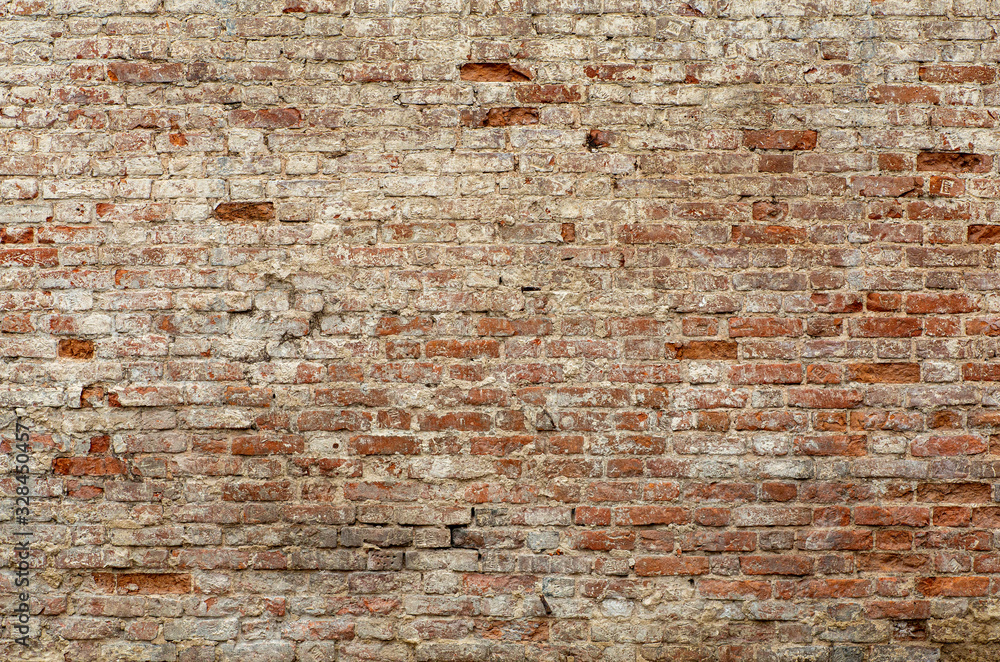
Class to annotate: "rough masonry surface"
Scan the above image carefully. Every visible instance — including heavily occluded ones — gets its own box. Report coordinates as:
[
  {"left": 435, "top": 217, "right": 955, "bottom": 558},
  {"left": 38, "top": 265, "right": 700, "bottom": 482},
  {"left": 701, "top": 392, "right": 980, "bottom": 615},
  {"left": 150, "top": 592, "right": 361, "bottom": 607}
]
[{"left": 2, "top": 0, "right": 1000, "bottom": 661}]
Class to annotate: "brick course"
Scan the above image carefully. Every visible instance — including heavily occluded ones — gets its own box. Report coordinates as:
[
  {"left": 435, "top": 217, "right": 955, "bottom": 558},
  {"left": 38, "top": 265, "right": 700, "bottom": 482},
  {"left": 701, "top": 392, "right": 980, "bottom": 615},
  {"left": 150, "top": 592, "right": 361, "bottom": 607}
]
[{"left": 3, "top": 1, "right": 1000, "bottom": 660}]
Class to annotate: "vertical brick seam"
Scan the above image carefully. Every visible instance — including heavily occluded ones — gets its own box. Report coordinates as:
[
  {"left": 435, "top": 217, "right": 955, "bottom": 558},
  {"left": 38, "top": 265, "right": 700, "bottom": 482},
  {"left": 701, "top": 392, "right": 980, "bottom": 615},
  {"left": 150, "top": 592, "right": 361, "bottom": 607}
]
[{"left": 2, "top": 0, "right": 1000, "bottom": 660}]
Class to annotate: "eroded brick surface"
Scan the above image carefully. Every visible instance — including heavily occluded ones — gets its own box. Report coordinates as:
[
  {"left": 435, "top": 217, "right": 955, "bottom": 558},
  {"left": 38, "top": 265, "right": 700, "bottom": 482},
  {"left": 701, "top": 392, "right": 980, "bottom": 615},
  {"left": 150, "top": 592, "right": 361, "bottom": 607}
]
[{"left": 3, "top": 1, "right": 1000, "bottom": 661}]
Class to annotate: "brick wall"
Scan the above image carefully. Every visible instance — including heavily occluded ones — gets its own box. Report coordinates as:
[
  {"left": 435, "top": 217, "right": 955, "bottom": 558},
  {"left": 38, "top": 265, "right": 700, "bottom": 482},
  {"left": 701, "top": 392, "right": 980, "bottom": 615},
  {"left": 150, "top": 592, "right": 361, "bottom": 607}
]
[{"left": 3, "top": 0, "right": 1000, "bottom": 660}]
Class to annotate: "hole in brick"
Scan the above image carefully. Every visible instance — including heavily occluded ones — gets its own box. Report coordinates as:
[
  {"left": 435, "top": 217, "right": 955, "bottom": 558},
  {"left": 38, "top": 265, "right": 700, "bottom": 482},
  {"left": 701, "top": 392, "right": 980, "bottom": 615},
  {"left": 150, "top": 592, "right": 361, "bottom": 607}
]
[
  {"left": 213, "top": 202, "right": 276, "bottom": 222},
  {"left": 58, "top": 338, "right": 94, "bottom": 360},
  {"left": 561, "top": 223, "right": 576, "bottom": 243},
  {"left": 586, "top": 129, "right": 612, "bottom": 150},
  {"left": 460, "top": 107, "right": 539, "bottom": 127},
  {"left": 88, "top": 435, "right": 110, "bottom": 454},
  {"left": 80, "top": 385, "right": 105, "bottom": 408},
  {"left": 460, "top": 63, "right": 532, "bottom": 82},
  {"left": 916, "top": 151, "right": 992, "bottom": 173},
  {"left": 0, "top": 228, "right": 33, "bottom": 244}
]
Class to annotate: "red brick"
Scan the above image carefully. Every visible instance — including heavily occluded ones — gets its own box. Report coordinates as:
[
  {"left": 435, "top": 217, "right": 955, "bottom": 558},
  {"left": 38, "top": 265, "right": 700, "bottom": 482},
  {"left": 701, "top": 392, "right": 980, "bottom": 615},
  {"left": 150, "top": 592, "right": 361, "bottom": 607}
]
[
  {"left": 916, "top": 482, "right": 991, "bottom": 503},
  {"left": 297, "top": 410, "right": 373, "bottom": 431},
  {"left": 743, "top": 130, "right": 818, "bottom": 150},
  {"left": 514, "top": 85, "right": 583, "bottom": 103},
  {"left": 729, "top": 363, "right": 803, "bottom": 384},
  {"left": 614, "top": 506, "right": 688, "bottom": 526},
  {"left": 728, "top": 317, "right": 804, "bottom": 338},
  {"left": 910, "top": 434, "right": 987, "bottom": 457},
  {"left": 904, "top": 293, "right": 977, "bottom": 314},
  {"left": 693, "top": 508, "right": 731, "bottom": 527},
  {"left": 676, "top": 340, "right": 738, "bottom": 360},
  {"left": 281, "top": 0, "right": 352, "bottom": 12},
  {"left": 342, "top": 63, "right": 416, "bottom": 83},
  {"left": 758, "top": 154, "right": 793, "bottom": 172},
  {"left": 0, "top": 248, "right": 58, "bottom": 267},
  {"left": 634, "top": 556, "right": 710, "bottom": 576},
  {"left": 866, "top": 600, "right": 931, "bottom": 620},
  {"left": 852, "top": 176, "right": 923, "bottom": 197},
  {"left": 870, "top": 85, "right": 940, "bottom": 104},
  {"left": 229, "top": 108, "right": 302, "bottom": 128},
  {"left": 791, "top": 578, "right": 872, "bottom": 598},
  {"left": 735, "top": 411, "right": 807, "bottom": 431},
  {"left": 805, "top": 364, "right": 842, "bottom": 384},
  {"left": 845, "top": 363, "right": 920, "bottom": 383},
  {"left": 855, "top": 506, "right": 931, "bottom": 527},
  {"left": 618, "top": 224, "right": 687, "bottom": 244},
  {"left": 577, "top": 530, "right": 635, "bottom": 551},
  {"left": 698, "top": 580, "right": 771, "bottom": 600},
  {"left": 815, "top": 411, "right": 847, "bottom": 431},
  {"left": 584, "top": 64, "right": 647, "bottom": 81},
  {"left": 750, "top": 202, "right": 789, "bottom": 223},
  {"left": 418, "top": 412, "right": 492, "bottom": 431},
  {"left": 221, "top": 480, "right": 292, "bottom": 502},
  {"left": 350, "top": 435, "right": 419, "bottom": 455},
  {"left": 794, "top": 434, "right": 867, "bottom": 456},
  {"left": 849, "top": 318, "right": 922, "bottom": 338},
  {"left": 685, "top": 483, "right": 756, "bottom": 502},
  {"left": 787, "top": 388, "right": 864, "bottom": 409},
  {"left": 107, "top": 62, "right": 186, "bottom": 83},
  {"left": 866, "top": 293, "right": 901, "bottom": 311},
  {"left": 575, "top": 506, "right": 612, "bottom": 526},
  {"left": 857, "top": 553, "right": 929, "bottom": 573},
  {"left": 0, "top": 227, "right": 34, "bottom": 244},
  {"left": 761, "top": 482, "right": 796, "bottom": 502},
  {"left": 94, "top": 572, "right": 193, "bottom": 595},
  {"left": 426, "top": 339, "right": 500, "bottom": 358},
  {"left": 740, "top": 555, "right": 814, "bottom": 576},
  {"left": 52, "top": 457, "right": 126, "bottom": 476},
  {"left": 919, "top": 64, "right": 996, "bottom": 84},
  {"left": 477, "top": 318, "right": 551, "bottom": 336},
  {"left": 907, "top": 200, "right": 971, "bottom": 221},
  {"left": 732, "top": 224, "right": 804, "bottom": 244},
  {"left": 933, "top": 507, "right": 971, "bottom": 527},
  {"left": 972, "top": 507, "right": 1000, "bottom": 527},
  {"left": 797, "top": 531, "right": 873, "bottom": 552},
  {"left": 916, "top": 576, "right": 989, "bottom": 597},
  {"left": 872, "top": 154, "right": 907, "bottom": 172},
  {"left": 231, "top": 434, "right": 304, "bottom": 455}
]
